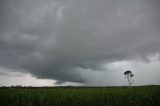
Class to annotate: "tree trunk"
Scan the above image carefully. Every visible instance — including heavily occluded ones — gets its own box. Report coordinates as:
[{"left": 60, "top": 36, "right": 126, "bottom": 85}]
[{"left": 127, "top": 74, "right": 131, "bottom": 88}]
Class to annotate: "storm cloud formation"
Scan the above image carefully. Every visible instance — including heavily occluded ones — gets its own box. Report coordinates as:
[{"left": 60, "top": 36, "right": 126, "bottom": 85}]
[{"left": 0, "top": 0, "right": 160, "bottom": 84}]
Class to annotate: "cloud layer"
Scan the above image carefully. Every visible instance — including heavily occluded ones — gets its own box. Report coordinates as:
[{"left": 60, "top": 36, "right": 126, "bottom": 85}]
[{"left": 0, "top": 0, "right": 160, "bottom": 84}]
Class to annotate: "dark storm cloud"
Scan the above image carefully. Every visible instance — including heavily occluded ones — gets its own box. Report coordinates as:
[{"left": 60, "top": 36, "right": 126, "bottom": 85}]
[{"left": 0, "top": 0, "right": 160, "bottom": 83}]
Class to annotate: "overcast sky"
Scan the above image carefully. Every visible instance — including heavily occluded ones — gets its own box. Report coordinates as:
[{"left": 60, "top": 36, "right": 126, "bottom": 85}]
[{"left": 0, "top": 0, "right": 160, "bottom": 86}]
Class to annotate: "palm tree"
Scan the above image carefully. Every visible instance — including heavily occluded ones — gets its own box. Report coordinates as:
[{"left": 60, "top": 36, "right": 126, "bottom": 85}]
[{"left": 124, "top": 70, "right": 134, "bottom": 88}]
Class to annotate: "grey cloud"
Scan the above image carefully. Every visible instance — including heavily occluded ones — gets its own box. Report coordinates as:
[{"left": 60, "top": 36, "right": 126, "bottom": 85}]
[
  {"left": 54, "top": 80, "right": 66, "bottom": 85},
  {"left": 0, "top": 0, "right": 160, "bottom": 84}
]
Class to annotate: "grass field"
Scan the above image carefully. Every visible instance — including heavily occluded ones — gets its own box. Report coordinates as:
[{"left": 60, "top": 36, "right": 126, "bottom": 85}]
[{"left": 0, "top": 86, "right": 160, "bottom": 106}]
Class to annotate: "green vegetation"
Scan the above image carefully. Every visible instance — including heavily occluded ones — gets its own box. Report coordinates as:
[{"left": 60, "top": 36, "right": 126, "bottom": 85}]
[{"left": 0, "top": 86, "right": 160, "bottom": 106}]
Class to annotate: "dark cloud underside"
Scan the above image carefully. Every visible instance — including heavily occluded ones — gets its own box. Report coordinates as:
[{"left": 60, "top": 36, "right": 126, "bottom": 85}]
[{"left": 0, "top": 0, "right": 160, "bottom": 83}]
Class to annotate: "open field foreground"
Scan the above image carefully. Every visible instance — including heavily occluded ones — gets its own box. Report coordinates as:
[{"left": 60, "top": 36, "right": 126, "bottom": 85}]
[{"left": 0, "top": 86, "right": 160, "bottom": 106}]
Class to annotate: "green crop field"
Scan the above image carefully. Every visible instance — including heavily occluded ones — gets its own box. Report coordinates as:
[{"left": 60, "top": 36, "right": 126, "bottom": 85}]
[{"left": 0, "top": 86, "right": 160, "bottom": 106}]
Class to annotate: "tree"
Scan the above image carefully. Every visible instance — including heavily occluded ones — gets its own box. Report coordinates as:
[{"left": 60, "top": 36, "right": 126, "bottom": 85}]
[{"left": 124, "top": 70, "right": 134, "bottom": 88}]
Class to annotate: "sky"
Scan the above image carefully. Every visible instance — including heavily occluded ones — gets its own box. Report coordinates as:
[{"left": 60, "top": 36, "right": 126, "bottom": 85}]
[{"left": 0, "top": 0, "right": 160, "bottom": 86}]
